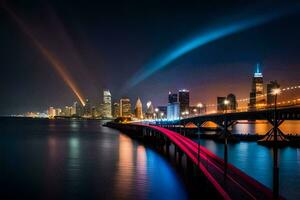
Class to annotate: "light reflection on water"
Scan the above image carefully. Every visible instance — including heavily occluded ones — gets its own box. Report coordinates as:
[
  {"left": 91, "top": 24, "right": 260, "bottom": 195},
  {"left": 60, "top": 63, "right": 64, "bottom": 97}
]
[
  {"left": 199, "top": 120, "right": 300, "bottom": 200},
  {"left": 0, "top": 118, "right": 188, "bottom": 200}
]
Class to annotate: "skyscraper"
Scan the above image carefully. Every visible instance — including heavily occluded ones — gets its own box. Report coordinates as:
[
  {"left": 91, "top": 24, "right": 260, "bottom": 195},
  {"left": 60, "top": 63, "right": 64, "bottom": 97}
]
[
  {"left": 267, "top": 80, "right": 280, "bottom": 106},
  {"left": 134, "top": 97, "right": 143, "bottom": 119},
  {"left": 167, "top": 102, "right": 180, "bottom": 120},
  {"left": 179, "top": 89, "right": 190, "bottom": 115},
  {"left": 249, "top": 63, "right": 264, "bottom": 110},
  {"left": 48, "top": 107, "right": 55, "bottom": 118},
  {"left": 217, "top": 97, "right": 226, "bottom": 112},
  {"left": 112, "top": 102, "right": 120, "bottom": 118},
  {"left": 84, "top": 99, "right": 91, "bottom": 116},
  {"left": 145, "top": 101, "right": 154, "bottom": 119},
  {"left": 120, "top": 97, "right": 131, "bottom": 117},
  {"left": 227, "top": 93, "right": 237, "bottom": 111},
  {"left": 168, "top": 92, "right": 178, "bottom": 103},
  {"left": 102, "top": 89, "right": 112, "bottom": 118}
]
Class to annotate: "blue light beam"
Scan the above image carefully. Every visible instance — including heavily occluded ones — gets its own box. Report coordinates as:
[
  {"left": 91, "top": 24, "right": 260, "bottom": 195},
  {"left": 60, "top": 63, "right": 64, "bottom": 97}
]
[{"left": 125, "top": 5, "right": 300, "bottom": 89}]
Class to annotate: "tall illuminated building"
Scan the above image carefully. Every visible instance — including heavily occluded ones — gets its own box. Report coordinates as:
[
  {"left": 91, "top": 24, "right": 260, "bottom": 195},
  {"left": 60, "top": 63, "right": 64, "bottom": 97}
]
[
  {"left": 113, "top": 102, "right": 120, "bottom": 118},
  {"left": 71, "top": 102, "right": 77, "bottom": 116},
  {"left": 134, "top": 97, "right": 143, "bottom": 119},
  {"left": 145, "top": 101, "right": 154, "bottom": 119},
  {"left": 167, "top": 91, "right": 179, "bottom": 120},
  {"left": 249, "top": 63, "right": 264, "bottom": 110},
  {"left": 120, "top": 97, "right": 131, "bottom": 117},
  {"left": 102, "top": 89, "right": 112, "bottom": 118},
  {"left": 84, "top": 99, "right": 91, "bottom": 116},
  {"left": 179, "top": 89, "right": 190, "bottom": 115},
  {"left": 227, "top": 93, "right": 237, "bottom": 111}
]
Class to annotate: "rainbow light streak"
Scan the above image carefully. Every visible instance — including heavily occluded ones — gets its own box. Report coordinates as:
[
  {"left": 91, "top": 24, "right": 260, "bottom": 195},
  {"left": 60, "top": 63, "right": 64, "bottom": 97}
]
[
  {"left": 3, "top": 4, "right": 86, "bottom": 106},
  {"left": 126, "top": 5, "right": 300, "bottom": 89}
]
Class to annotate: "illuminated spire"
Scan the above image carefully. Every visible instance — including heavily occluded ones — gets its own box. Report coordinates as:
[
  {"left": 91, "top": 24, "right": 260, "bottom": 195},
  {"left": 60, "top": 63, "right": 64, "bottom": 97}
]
[{"left": 254, "top": 63, "right": 263, "bottom": 77}]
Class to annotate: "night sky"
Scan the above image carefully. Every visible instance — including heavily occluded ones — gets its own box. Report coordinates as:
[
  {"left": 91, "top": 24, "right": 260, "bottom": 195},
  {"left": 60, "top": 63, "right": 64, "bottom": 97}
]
[{"left": 1, "top": 0, "right": 300, "bottom": 115}]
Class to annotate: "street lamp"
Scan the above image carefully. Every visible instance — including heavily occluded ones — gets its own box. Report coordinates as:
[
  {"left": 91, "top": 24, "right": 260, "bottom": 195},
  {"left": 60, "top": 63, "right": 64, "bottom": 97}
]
[
  {"left": 271, "top": 87, "right": 281, "bottom": 199},
  {"left": 224, "top": 99, "right": 230, "bottom": 113}
]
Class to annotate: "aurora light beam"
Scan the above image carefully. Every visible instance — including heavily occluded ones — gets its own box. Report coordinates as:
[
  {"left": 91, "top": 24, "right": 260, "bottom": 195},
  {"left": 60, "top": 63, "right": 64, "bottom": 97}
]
[
  {"left": 3, "top": 4, "right": 86, "bottom": 106},
  {"left": 126, "top": 4, "right": 300, "bottom": 89}
]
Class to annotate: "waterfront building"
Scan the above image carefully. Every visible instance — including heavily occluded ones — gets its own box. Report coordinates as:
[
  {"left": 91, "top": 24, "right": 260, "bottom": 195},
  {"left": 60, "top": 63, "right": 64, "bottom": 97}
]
[
  {"left": 71, "top": 102, "right": 77, "bottom": 116},
  {"left": 217, "top": 97, "right": 226, "bottom": 112},
  {"left": 167, "top": 102, "right": 180, "bottom": 120},
  {"left": 48, "top": 107, "right": 56, "bottom": 118},
  {"left": 156, "top": 106, "right": 167, "bottom": 118},
  {"left": 75, "top": 102, "right": 83, "bottom": 116},
  {"left": 102, "top": 89, "right": 112, "bottom": 118},
  {"left": 145, "top": 101, "right": 154, "bottom": 119},
  {"left": 63, "top": 106, "right": 72, "bottom": 116},
  {"left": 120, "top": 97, "right": 131, "bottom": 117},
  {"left": 227, "top": 93, "right": 237, "bottom": 111},
  {"left": 112, "top": 102, "right": 120, "bottom": 118},
  {"left": 249, "top": 64, "right": 265, "bottom": 110},
  {"left": 267, "top": 80, "right": 280, "bottom": 106},
  {"left": 134, "top": 97, "right": 143, "bottom": 119},
  {"left": 84, "top": 99, "right": 91, "bottom": 116},
  {"left": 55, "top": 108, "right": 62, "bottom": 116},
  {"left": 179, "top": 89, "right": 190, "bottom": 115}
]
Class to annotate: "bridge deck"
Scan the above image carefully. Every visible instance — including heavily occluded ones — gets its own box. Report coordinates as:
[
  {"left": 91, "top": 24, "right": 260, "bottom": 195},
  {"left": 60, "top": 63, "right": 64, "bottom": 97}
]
[{"left": 134, "top": 123, "right": 275, "bottom": 200}]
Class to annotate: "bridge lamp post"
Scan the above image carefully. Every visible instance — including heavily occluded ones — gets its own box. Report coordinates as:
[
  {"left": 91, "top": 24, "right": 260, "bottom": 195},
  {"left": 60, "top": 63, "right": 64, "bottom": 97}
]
[
  {"left": 197, "top": 103, "right": 203, "bottom": 115},
  {"left": 155, "top": 108, "right": 159, "bottom": 124},
  {"left": 160, "top": 112, "right": 164, "bottom": 125},
  {"left": 271, "top": 88, "right": 281, "bottom": 199}
]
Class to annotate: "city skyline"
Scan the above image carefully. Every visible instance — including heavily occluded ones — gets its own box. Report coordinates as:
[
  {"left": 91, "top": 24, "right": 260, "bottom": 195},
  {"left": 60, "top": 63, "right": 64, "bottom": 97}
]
[{"left": 1, "top": 1, "right": 300, "bottom": 115}]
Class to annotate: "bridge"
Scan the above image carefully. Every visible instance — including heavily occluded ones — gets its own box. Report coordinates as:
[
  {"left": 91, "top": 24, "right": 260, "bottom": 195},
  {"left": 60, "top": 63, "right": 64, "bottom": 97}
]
[
  {"left": 106, "top": 122, "right": 277, "bottom": 200},
  {"left": 162, "top": 106, "right": 300, "bottom": 143}
]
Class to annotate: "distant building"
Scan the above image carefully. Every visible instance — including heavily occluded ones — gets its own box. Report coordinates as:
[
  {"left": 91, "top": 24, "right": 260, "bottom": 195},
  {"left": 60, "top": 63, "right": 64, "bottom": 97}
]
[
  {"left": 189, "top": 106, "right": 200, "bottom": 116},
  {"left": 134, "top": 97, "right": 143, "bottom": 119},
  {"left": 168, "top": 92, "right": 178, "bottom": 103},
  {"left": 63, "top": 106, "right": 72, "bottom": 116},
  {"left": 179, "top": 89, "right": 190, "bottom": 115},
  {"left": 71, "top": 102, "right": 77, "bottom": 116},
  {"left": 112, "top": 102, "right": 120, "bottom": 118},
  {"left": 227, "top": 93, "right": 237, "bottom": 111},
  {"left": 156, "top": 106, "right": 167, "bottom": 118},
  {"left": 120, "top": 97, "right": 131, "bottom": 117},
  {"left": 48, "top": 107, "right": 56, "bottom": 118},
  {"left": 145, "top": 101, "right": 154, "bottom": 119},
  {"left": 167, "top": 102, "right": 180, "bottom": 120},
  {"left": 217, "top": 97, "right": 226, "bottom": 112},
  {"left": 267, "top": 81, "right": 280, "bottom": 106},
  {"left": 75, "top": 102, "right": 83, "bottom": 116},
  {"left": 55, "top": 108, "right": 62, "bottom": 116},
  {"left": 102, "top": 89, "right": 112, "bottom": 118},
  {"left": 84, "top": 99, "right": 91, "bottom": 116},
  {"left": 249, "top": 63, "right": 265, "bottom": 110}
]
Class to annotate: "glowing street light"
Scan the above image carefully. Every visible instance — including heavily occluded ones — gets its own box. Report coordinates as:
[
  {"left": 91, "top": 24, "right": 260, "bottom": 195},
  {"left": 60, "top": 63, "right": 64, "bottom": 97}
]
[
  {"left": 272, "top": 88, "right": 281, "bottom": 96},
  {"left": 224, "top": 99, "right": 230, "bottom": 113},
  {"left": 197, "top": 103, "right": 203, "bottom": 108}
]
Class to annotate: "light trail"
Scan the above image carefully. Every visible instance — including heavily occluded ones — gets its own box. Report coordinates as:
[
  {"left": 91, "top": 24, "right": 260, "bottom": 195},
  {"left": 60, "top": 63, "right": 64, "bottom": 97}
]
[
  {"left": 125, "top": 4, "right": 300, "bottom": 89},
  {"left": 2, "top": 3, "right": 86, "bottom": 106}
]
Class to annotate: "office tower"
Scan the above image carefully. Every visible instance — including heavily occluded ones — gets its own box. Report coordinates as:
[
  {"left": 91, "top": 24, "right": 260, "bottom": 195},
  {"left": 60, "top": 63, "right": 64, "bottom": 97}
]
[
  {"left": 227, "top": 93, "right": 237, "bottom": 111},
  {"left": 55, "top": 108, "right": 62, "bottom": 116},
  {"left": 156, "top": 106, "right": 167, "bottom": 118},
  {"left": 84, "top": 99, "right": 91, "bottom": 116},
  {"left": 267, "top": 81, "right": 280, "bottom": 106},
  {"left": 145, "top": 101, "right": 154, "bottom": 119},
  {"left": 167, "top": 102, "right": 180, "bottom": 120},
  {"left": 168, "top": 91, "right": 178, "bottom": 103},
  {"left": 48, "top": 107, "right": 56, "bottom": 118},
  {"left": 71, "top": 102, "right": 77, "bottom": 116},
  {"left": 249, "top": 63, "right": 264, "bottom": 110},
  {"left": 63, "top": 106, "right": 72, "bottom": 116},
  {"left": 217, "top": 97, "right": 226, "bottom": 112},
  {"left": 134, "top": 97, "right": 143, "bottom": 119},
  {"left": 102, "top": 89, "right": 112, "bottom": 118},
  {"left": 179, "top": 89, "right": 190, "bottom": 115},
  {"left": 75, "top": 102, "right": 83, "bottom": 116},
  {"left": 120, "top": 97, "right": 131, "bottom": 117},
  {"left": 113, "top": 102, "right": 120, "bottom": 118}
]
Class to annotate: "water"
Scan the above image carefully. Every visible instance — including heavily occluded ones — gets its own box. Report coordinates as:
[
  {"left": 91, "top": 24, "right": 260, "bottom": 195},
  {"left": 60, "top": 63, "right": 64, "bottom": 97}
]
[
  {"left": 0, "top": 118, "right": 188, "bottom": 200},
  {"left": 198, "top": 121, "right": 300, "bottom": 200}
]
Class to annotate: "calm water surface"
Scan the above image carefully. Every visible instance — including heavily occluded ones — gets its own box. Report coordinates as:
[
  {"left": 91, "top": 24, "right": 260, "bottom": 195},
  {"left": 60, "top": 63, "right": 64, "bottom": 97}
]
[
  {"left": 0, "top": 118, "right": 188, "bottom": 200},
  {"left": 199, "top": 121, "right": 300, "bottom": 200}
]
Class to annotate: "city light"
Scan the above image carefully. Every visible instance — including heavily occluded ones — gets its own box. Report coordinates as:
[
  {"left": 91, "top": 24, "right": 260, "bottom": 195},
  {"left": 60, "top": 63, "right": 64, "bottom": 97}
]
[
  {"left": 272, "top": 88, "right": 281, "bottom": 95},
  {"left": 224, "top": 99, "right": 230, "bottom": 105}
]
